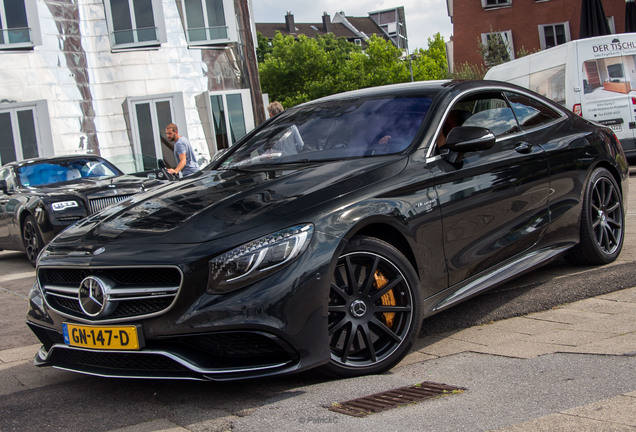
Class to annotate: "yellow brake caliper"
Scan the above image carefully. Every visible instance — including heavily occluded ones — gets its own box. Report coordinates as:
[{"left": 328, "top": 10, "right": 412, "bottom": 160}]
[{"left": 374, "top": 270, "right": 395, "bottom": 329}]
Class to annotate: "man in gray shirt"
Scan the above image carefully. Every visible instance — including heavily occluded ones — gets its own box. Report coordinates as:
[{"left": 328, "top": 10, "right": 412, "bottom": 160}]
[{"left": 165, "top": 123, "right": 200, "bottom": 177}]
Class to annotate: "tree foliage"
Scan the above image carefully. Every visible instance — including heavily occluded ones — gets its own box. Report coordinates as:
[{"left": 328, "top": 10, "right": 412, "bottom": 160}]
[
  {"left": 478, "top": 31, "right": 511, "bottom": 68},
  {"left": 258, "top": 32, "right": 450, "bottom": 108}
]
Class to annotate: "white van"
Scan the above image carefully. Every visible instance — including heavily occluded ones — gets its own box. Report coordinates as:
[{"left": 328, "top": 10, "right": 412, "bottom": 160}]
[{"left": 485, "top": 33, "right": 636, "bottom": 159}]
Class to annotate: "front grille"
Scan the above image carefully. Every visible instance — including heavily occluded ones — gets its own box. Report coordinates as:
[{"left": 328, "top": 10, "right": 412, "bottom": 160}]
[
  {"left": 56, "top": 216, "right": 83, "bottom": 222},
  {"left": 43, "top": 267, "right": 182, "bottom": 286},
  {"left": 38, "top": 266, "right": 183, "bottom": 323},
  {"left": 49, "top": 348, "right": 194, "bottom": 376},
  {"left": 88, "top": 195, "right": 133, "bottom": 214},
  {"left": 174, "top": 332, "right": 293, "bottom": 358}
]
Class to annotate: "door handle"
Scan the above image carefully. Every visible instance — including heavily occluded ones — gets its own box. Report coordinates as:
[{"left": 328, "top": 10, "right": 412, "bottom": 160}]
[{"left": 514, "top": 142, "right": 533, "bottom": 154}]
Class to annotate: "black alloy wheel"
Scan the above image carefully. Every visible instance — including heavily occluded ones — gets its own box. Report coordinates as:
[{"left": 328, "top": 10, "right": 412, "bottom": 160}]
[
  {"left": 569, "top": 167, "right": 624, "bottom": 265},
  {"left": 324, "top": 236, "right": 422, "bottom": 377},
  {"left": 22, "top": 215, "right": 43, "bottom": 267}
]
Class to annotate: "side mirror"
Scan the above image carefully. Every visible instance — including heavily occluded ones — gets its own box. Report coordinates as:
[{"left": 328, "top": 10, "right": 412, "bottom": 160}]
[
  {"left": 157, "top": 159, "right": 166, "bottom": 169},
  {"left": 445, "top": 126, "right": 496, "bottom": 153},
  {"left": 441, "top": 126, "right": 496, "bottom": 164}
]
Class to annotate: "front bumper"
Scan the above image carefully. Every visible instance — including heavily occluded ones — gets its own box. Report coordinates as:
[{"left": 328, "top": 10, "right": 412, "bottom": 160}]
[
  {"left": 28, "top": 323, "right": 302, "bottom": 381},
  {"left": 26, "top": 240, "right": 333, "bottom": 381}
]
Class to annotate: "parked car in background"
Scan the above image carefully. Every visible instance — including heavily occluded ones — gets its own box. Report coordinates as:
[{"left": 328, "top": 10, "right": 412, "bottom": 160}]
[
  {"left": 0, "top": 155, "right": 167, "bottom": 265},
  {"left": 27, "top": 80, "right": 628, "bottom": 381}
]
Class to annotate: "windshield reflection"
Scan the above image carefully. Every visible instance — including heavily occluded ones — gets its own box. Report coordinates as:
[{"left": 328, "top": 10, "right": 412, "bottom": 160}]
[{"left": 219, "top": 96, "right": 432, "bottom": 169}]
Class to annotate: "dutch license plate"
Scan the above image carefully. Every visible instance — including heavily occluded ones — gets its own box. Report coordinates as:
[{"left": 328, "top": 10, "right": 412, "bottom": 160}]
[{"left": 63, "top": 323, "right": 140, "bottom": 350}]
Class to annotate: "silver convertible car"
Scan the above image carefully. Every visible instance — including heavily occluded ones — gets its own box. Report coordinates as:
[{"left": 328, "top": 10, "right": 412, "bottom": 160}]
[{"left": 27, "top": 80, "right": 628, "bottom": 380}]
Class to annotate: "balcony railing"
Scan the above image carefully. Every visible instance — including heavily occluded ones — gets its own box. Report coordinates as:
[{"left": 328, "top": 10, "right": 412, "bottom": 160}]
[
  {"left": 112, "top": 26, "right": 159, "bottom": 47},
  {"left": 186, "top": 25, "right": 229, "bottom": 44},
  {"left": 0, "top": 27, "right": 33, "bottom": 48}
]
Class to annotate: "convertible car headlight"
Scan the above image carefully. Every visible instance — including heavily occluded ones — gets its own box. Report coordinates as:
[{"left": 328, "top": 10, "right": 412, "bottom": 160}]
[
  {"left": 208, "top": 224, "right": 314, "bottom": 293},
  {"left": 51, "top": 200, "right": 79, "bottom": 211}
]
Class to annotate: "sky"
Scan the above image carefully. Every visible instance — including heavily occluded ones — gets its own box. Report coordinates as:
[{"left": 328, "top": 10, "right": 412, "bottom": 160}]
[{"left": 252, "top": 0, "right": 453, "bottom": 51}]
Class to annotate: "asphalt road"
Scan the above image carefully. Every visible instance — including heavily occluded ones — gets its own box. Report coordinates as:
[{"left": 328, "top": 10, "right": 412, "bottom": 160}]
[{"left": 1, "top": 171, "right": 635, "bottom": 432}]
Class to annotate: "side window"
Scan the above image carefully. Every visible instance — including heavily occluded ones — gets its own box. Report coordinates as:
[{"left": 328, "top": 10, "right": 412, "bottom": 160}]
[
  {"left": 436, "top": 93, "right": 517, "bottom": 151},
  {"left": 104, "top": 0, "right": 166, "bottom": 49},
  {"left": 0, "top": 0, "right": 40, "bottom": 49},
  {"left": 460, "top": 93, "right": 519, "bottom": 137},
  {"left": 182, "top": 0, "right": 237, "bottom": 46},
  {"left": 505, "top": 92, "right": 563, "bottom": 129}
]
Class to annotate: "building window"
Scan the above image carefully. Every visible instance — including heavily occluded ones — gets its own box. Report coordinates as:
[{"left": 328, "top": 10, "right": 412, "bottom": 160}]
[
  {"left": 182, "top": 0, "right": 237, "bottom": 46},
  {"left": 481, "top": 0, "right": 512, "bottom": 9},
  {"left": 0, "top": 102, "right": 52, "bottom": 164},
  {"left": 127, "top": 94, "right": 187, "bottom": 172},
  {"left": 481, "top": 30, "right": 515, "bottom": 61},
  {"left": 538, "top": 22, "right": 570, "bottom": 50},
  {"left": 209, "top": 91, "right": 253, "bottom": 151},
  {"left": 104, "top": 0, "right": 165, "bottom": 49},
  {"left": 0, "top": 0, "right": 40, "bottom": 49}
]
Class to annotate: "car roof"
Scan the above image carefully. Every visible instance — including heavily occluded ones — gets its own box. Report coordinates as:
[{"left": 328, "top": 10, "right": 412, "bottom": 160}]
[{"left": 298, "top": 79, "right": 544, "bottom": 108}]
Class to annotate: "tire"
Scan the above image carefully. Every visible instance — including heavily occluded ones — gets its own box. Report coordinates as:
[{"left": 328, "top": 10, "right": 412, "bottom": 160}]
[
  {"left": 321, "top": 236, "right": 422, "bottom": 377},
  {"left": 568, "top": 168, "right": 624, "bottom": 265},
  {"left": 22, "top": 215, "right": 43, "bottom": 267}
]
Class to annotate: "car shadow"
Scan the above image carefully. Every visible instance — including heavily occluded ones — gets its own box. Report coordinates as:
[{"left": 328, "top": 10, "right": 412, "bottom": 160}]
[{"left": 417, "top": 259, "right": 636, "bottom": 338}]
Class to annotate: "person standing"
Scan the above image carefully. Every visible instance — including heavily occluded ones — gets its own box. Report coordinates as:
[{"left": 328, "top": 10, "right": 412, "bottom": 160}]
[{"left": 165, "top": 123, "right": 199, "bottom": 177}]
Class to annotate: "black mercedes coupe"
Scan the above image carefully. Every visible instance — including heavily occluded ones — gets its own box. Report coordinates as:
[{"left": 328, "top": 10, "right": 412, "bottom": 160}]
[
  {"left": 0, "top": 155, "right": 165, "bottom": 265},
  {"left": 26, "top": 80, "right": 628, "bottom": 380}
]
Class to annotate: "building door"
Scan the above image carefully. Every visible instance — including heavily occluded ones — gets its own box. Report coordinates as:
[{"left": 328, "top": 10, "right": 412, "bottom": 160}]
[{"left": 130, "top": 97, "right": 177, "bottom": 171}]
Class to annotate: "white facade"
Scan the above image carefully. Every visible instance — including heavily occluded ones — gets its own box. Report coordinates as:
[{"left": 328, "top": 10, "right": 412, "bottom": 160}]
[{"left": 0, "top": 0, "right": 262, "bottom": 173}]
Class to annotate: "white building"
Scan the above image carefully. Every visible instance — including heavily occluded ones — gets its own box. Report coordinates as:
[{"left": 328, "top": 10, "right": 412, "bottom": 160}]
[{"left": 0, "top": 0, "right": 264, "bottom": 172}]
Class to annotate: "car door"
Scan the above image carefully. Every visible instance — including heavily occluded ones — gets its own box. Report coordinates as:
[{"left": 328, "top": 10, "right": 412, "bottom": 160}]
[{"left": 431, "top": 91, "right": 551, "bottom": 287}]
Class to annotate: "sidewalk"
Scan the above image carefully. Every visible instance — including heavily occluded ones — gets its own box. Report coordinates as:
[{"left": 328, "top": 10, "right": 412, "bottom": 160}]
[{"left": 402, "top": 287, "right": 636, "bottom": 431}]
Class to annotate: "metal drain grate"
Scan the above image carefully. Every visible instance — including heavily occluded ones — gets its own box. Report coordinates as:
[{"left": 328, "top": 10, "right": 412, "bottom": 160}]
[{"left": 328, "top": 381, "right": 465, "bottom": 417}]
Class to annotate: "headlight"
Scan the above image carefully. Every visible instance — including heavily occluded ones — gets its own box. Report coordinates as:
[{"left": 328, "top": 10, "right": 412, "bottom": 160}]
[
  {"left": 51, "top": 200, "right": 79, "bottom": 211},
  {"left": 208, "top": 224, "right": 314, "bottom": 293}
]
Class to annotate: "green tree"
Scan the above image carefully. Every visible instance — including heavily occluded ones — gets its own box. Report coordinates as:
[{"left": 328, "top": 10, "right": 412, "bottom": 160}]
[
  {"left": 259, "top": 32, "right": 450, "bottom": 108},
  {"left": 479, "top": 31, "right": 510, "bottom": 68},
  {"left": 259, "top": 33, "right": 363, "bottom": 107},
  {"left": 256, "top": 32, "right": 272, "bottom": 63},
  {"left": 410, "top": 33, "right": 450, "bottom": 81}
]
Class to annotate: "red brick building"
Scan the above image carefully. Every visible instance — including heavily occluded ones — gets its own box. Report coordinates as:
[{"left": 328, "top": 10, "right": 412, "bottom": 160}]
[{"left": 448, "top": 0, "right": 628, "bottom": 70}]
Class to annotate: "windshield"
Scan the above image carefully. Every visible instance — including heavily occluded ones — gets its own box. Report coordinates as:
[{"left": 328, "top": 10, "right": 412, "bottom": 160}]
[
  {"left": 17, "top": 158, "right": 121, "bottom": 187},
  {"left": 218, "top": 96, "right": 432, "bottom": 169}
]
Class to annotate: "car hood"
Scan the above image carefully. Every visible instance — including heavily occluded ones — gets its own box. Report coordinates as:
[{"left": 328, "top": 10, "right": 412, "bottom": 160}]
[
  {"left": 50, "top": 158, "right": 407, "bottom": 246},
  {"left": 33, "top": 175, "right": 161, "bottom": 198}
]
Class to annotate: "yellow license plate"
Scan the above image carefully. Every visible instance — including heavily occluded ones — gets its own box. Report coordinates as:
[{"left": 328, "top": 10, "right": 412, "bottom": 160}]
[{"left": 63, "top": 323, "right": 141, "bottom": 350}]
